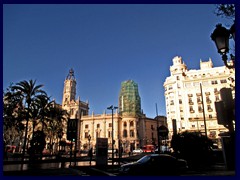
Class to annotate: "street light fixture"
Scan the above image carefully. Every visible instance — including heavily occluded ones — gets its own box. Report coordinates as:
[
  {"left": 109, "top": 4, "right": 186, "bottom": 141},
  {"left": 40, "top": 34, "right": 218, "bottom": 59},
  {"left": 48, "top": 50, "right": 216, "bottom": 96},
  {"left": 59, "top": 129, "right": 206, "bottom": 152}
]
[
  {"left": 211, "top": 22, "right": 235, "bottom": 69},
  {"left": 107, "top": 105, "right": 118, "bottom": 166}
]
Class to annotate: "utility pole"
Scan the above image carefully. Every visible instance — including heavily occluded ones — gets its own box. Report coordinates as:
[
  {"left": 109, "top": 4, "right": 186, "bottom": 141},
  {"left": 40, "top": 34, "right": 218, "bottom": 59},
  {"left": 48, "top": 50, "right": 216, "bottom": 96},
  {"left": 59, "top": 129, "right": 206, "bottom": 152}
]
[
  {"left": 200, "top": 83, "right": 207, "bottom": 137},
  {"left": 156, "top": 103, "right": 160, "bottom": 154}
]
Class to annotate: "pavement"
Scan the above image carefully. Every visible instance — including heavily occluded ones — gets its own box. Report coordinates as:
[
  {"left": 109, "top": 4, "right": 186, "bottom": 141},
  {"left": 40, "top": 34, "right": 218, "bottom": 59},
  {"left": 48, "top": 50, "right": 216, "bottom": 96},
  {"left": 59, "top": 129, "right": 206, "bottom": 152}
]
[{"left": 3, "top": 154, "right": 236, "bottom": 176}]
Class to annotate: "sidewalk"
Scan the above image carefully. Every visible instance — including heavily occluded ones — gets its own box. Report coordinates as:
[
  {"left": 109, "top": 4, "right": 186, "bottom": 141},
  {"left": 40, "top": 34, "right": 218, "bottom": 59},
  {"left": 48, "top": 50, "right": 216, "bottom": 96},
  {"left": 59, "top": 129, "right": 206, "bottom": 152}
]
[{"left": 3, "top": 167, "right": 83, "bottom": 176}]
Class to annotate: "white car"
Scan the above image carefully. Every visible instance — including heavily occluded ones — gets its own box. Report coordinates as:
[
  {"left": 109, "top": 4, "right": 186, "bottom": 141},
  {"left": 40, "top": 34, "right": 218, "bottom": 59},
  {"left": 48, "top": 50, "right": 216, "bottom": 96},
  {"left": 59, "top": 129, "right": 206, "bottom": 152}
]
[{"left": 132, "top": 149, "right": 143, "bottom": 154}]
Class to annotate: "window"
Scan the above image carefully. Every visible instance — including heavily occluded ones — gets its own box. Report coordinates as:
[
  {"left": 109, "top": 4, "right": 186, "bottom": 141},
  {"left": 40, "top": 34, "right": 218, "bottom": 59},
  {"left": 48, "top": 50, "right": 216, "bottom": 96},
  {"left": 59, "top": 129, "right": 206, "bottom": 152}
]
[
  {"left": 130, "top": 130, "right": 134, "bottom": 137},
  {"left": 189, "top": 98, "right": 193, "bottom": 105},
  {"left": 179, "top": 99, "right": 182, "bottom": 104},
  {"left": 207, "top": 105, "right": 213, "bottom": 112},
  {"left": 123, "top": 130, "right": 127, "bottom": 138},
  {"left": 84, "top": 132, "right": 88, "bottom": 139},
  {"left": 197, "top": 97, "right": 201, "bottom": 103},
  {"left": 97, "top": 124, "right": 100, "bottom": 128},
  {"left": 123, "top": 122, "right": 127, "bottom": 127},
  {"left": 85, "top": 124, "right": 89, "bottom": 129},
  {"left": 192, "top": 125, "right": 195, "bottom": 128},
  {"left": 168, "top": 86, "right": 173, "bottom": 90},
  {"left": 130, "top": 121, "right": 134, "bottom": 127},
  {"left": 211, "top": 80, "right": 218, "bottom": 85},
  {"left": 209, "top": 115, "right": 212, "bottom": 119},
  {"left": 177, "top": 76, "right": 180, "bottom": 80},
  {"left": 220, "top": 79, "right": 227, "bottom": 83},
  {"left": 108, "top": 131, "right": 111, "bottom": 138},
  {"left": 190, "top": 106, "right": 194, "bottom": 113},
  {"left": 151, "top": 125, "right": 154, "bottom": 130},
  {"left": 109, "top": 123, "right": 112, "bottom": 127}
]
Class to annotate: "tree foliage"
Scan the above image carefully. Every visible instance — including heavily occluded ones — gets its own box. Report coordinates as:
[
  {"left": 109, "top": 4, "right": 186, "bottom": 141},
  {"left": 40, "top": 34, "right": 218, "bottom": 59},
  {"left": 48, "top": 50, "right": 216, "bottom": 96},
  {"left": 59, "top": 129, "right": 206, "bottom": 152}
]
[{"left": 214, "top": 4, "right": 235, "bottom": 20}]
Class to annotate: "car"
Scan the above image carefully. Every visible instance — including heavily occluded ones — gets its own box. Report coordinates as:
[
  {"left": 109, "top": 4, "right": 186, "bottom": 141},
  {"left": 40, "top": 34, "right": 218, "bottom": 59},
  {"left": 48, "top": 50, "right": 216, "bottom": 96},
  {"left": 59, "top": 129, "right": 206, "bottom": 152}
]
[
  {"left": 132, "top": 149, "right": 143, "bottom": 154},
  {"left": 108, "top": 149, "right": 116, "bottom": 154},
  {"left": 119, "top": 154, "right": 188, "bottom": 176},
  {"left": 154, "top": 146, "right": 171, "bottom": 154}
]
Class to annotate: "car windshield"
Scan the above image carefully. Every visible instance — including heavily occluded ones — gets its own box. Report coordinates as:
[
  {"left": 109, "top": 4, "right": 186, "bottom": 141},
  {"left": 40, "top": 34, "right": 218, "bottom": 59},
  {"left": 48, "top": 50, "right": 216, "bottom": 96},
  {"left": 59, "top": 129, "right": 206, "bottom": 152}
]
[{"left": 137, "top": 155, "right": 151, "bottom": 164}]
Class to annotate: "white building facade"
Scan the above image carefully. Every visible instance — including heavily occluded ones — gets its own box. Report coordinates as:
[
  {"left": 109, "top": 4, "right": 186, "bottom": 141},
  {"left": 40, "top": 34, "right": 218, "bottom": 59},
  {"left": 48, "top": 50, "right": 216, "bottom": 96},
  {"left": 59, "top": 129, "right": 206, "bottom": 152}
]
[{"left": 163, "top": 56, "right": 235, "bottom": 143}]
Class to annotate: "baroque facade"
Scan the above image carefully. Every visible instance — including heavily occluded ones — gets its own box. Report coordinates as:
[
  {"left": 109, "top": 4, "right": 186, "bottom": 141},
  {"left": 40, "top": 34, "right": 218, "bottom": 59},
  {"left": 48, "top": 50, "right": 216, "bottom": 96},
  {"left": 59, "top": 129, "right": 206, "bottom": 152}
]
[
  {"left": 163, "top": 56, "right": 235, "bottom": 143},
  {"left": 62, "top": 70, "right": 167, "bottom": 152}
]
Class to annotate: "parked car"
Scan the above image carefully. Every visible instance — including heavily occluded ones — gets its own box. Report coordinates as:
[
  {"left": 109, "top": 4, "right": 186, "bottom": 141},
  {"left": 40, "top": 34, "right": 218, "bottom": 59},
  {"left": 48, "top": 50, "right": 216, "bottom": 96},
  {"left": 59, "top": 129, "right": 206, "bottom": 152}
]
[
  {"left": 154, "top": 146, "right": 170, "bottom": 153},
  {"left": 119, "top": 154, "right": 188, "bottom": 176},
  {"left": 108, "top": 149, "right": 116, "bottom": 154},
  {"left": 132, "top": 149, "right": 143, "bottom": 154}
]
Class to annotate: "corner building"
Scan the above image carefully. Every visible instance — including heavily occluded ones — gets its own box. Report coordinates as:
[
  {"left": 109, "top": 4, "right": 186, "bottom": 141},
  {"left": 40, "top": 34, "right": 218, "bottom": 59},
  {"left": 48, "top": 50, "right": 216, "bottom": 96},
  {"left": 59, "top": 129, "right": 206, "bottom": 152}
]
[{"left": 163, "top": 56, "right": 235, "bottom": 144}]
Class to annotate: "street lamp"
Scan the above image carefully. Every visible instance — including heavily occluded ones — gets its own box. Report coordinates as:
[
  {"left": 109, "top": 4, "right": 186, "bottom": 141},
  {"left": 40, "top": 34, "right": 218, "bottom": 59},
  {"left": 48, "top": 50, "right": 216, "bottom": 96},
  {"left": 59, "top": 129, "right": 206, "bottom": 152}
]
[
  {"left": 107, "top": 105, "right": 118, "bottom": 166},
  {"left": 88, "top": 134, "right": 91, "bottom": 150},
  {"left": 211, "top": 23, "right": 235, "bottom": 69}
]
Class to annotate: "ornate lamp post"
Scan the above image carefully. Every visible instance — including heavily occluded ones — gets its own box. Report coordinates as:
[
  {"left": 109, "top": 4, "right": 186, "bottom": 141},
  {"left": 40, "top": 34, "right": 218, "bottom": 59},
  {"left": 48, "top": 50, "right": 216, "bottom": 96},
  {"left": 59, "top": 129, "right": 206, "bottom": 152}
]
[
  {"left": 211, "top": 22, "right": 235, "bottom": 69},
  {"left": 107, "top": 105, "right": 118, "bottom": 166}
]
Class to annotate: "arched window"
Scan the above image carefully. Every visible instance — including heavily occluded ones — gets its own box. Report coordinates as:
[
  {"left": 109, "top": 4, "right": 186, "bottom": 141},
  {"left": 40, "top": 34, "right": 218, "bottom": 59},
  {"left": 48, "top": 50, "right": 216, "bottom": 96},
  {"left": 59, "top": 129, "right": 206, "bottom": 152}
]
[
  {"left": 123, "top": 122, "right": 127, "bottom": 127},
  {"left": 130, "top": 130, "right": 134, "bottom": 137},
  {"left": 123, "top": 130, "right": 128, "bottom": 138},
  {"left": 130, "top": 121, "right": 134, "bottom": 127}
]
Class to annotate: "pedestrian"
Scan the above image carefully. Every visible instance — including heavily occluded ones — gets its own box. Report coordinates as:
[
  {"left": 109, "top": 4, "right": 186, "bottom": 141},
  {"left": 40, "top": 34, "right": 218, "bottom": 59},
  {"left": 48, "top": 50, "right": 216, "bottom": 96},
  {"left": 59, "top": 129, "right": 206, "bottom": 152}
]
[{"left": 88, "top": 148, "right": 93, "bottom": 166}]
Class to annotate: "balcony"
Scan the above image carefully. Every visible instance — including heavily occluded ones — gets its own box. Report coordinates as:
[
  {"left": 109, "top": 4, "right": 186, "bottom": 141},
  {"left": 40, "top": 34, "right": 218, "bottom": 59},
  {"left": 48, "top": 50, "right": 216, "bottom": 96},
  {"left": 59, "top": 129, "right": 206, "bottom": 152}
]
[
  {"left": 206, "top": 100, "right": 212, "bottom": 104},
  {"left": 189, "top": 101, "right": 194, "bottom": 105}
]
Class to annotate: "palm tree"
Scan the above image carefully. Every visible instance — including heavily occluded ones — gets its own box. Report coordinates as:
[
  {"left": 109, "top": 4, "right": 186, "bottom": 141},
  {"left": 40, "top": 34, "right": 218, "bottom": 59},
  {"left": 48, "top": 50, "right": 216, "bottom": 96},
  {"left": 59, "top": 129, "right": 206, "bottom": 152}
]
[
  {"left": 11, "top": 80, "right": 46, "bottom": 169},
  {"left": 34, "top": 94, "right": 52, "bottom": 132},
  {"left": 47, "top": 103, "right": 68, "bottom": 153}
]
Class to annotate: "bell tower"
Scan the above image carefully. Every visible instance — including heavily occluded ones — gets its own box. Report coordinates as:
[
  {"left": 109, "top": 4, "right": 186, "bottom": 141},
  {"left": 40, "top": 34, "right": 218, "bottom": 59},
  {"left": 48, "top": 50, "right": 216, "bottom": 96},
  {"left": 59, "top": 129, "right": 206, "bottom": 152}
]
[{"left": 62, "top": 68, "right": 77, "bottom": 107}]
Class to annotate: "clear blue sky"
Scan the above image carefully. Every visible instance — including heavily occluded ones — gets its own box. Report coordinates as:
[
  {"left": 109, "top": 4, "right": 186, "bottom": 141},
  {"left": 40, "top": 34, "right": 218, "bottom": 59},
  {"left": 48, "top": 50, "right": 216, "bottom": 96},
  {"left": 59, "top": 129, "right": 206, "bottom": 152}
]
[{"left": 3, "top": 4, "right": 234, "bottom": 118}]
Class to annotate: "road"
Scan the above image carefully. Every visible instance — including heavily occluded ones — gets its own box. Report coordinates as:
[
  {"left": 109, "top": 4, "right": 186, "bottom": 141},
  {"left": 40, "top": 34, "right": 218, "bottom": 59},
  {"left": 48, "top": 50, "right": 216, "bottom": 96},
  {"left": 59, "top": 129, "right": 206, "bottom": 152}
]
[{"left": 3, "top": 153, "right": 235, "bottom": 176}]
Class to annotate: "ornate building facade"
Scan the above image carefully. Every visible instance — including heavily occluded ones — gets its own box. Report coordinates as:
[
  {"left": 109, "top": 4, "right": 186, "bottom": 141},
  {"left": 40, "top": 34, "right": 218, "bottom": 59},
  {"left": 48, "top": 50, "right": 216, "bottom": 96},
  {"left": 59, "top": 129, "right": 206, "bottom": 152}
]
[
  {"left": 62, "top": 70, "right": 167, "bottom": 152},
  {"left": 163, "top": 56, "right": 235, "bottom": 143}
]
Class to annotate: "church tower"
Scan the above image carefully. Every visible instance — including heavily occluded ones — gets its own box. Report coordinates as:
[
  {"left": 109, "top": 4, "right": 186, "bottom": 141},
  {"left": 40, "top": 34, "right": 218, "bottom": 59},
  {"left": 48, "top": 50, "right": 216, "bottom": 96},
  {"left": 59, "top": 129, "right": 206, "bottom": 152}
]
[{"left": 62, "top": 68, "right": 77, "bottom": 107}]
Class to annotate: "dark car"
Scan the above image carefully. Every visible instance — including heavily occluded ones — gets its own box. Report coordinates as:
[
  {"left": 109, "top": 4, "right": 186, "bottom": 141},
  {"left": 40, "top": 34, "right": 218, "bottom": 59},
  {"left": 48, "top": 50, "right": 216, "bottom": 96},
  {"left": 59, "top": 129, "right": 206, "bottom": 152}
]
[{"left": 119, "top": 154, "right": 188, "bottom": 176}]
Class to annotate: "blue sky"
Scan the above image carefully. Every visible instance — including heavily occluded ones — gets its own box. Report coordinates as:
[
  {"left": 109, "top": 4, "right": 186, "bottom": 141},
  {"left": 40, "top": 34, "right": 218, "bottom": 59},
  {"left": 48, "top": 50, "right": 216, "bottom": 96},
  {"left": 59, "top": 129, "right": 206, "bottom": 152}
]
[{"left": 3, "top": 4, "right": 234, "bottom": 118}]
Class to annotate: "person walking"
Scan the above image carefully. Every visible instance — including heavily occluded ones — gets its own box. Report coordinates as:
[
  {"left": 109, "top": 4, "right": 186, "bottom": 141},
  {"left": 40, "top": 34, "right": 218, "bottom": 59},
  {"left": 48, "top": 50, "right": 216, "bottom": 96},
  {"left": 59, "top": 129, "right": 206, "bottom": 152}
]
[{"left": 88, "top": 148, "right": 93, "bottom": 166}]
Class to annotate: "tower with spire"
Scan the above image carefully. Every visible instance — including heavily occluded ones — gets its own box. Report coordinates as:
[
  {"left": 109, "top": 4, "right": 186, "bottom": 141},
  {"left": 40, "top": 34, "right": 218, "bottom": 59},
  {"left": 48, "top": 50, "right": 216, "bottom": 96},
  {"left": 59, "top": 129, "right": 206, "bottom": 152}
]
[{"left": 62, "top": 68, "right": 89, "bottom": 119}]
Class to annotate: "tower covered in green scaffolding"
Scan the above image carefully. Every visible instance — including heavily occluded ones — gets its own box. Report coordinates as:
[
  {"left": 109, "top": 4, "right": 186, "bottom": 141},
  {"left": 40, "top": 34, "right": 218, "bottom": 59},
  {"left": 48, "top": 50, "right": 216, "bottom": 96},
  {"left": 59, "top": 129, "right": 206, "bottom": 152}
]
[{"left": 119, "top": 80, "right": 142, "bottom": 117}]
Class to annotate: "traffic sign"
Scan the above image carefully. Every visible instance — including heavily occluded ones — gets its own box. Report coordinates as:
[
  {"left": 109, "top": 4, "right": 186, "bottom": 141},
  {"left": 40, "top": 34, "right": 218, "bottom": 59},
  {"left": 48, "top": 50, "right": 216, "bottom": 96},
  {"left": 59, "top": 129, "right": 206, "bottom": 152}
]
[{"left": 158, "top": 125, "right": 169, "bottom": 137}]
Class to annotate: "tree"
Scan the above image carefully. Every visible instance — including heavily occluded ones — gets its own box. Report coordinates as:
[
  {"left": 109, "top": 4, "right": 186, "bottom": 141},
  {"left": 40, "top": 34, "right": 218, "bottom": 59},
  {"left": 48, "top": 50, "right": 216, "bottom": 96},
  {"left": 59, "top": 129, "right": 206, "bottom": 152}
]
[
  {"left": 171, "top": 131, "right": 214, "bottom": 169},
  {"left": 11, "top": 80, "right": 46, "bottom": 169},
  {"left": 46, "top": 103, "right": 68, "bottom": 154},
  {"left": 29, "top": 130, "right": 46, "bottom": 161},
  {"left": 214, "top": 4, "right": 235, "bottom": 20},
  {"left": 3, "top": 84, "right": 25, "bottom": 151}
]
